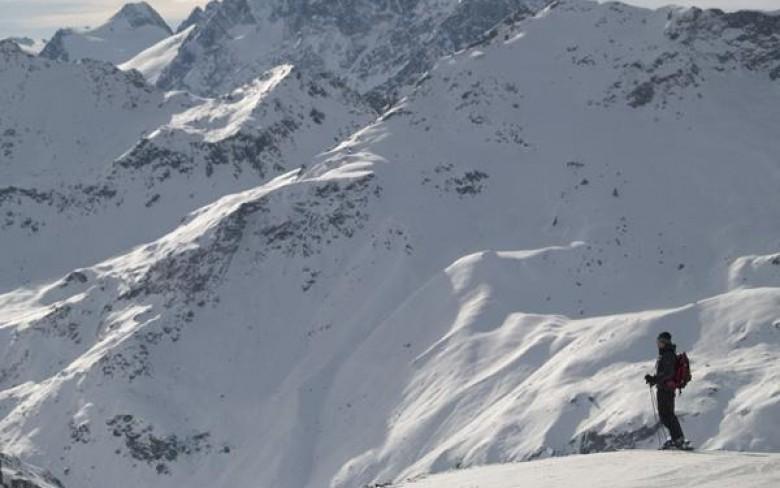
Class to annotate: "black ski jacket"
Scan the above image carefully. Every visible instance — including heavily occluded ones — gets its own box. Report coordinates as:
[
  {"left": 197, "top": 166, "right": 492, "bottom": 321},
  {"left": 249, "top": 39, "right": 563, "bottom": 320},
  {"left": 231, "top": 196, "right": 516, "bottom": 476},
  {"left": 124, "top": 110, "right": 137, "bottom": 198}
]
[{"left": 655, "top": 343, "right": 677, "bottom": 390}]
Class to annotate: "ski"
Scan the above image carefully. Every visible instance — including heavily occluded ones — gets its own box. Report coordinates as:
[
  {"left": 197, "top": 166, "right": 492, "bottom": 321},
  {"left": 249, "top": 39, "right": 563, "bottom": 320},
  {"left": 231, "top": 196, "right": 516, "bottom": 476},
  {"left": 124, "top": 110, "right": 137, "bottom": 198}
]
[{"left": 659, "top": 442, "right": 694, "bottom": 451}]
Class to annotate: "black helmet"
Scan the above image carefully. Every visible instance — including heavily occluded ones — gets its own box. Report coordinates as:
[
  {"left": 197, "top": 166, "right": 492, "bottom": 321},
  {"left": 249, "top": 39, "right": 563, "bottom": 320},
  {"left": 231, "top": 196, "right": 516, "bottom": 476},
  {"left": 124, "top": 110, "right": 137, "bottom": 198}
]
[{"left": 657, "top": 331, "right": 672, "bottom": 342}]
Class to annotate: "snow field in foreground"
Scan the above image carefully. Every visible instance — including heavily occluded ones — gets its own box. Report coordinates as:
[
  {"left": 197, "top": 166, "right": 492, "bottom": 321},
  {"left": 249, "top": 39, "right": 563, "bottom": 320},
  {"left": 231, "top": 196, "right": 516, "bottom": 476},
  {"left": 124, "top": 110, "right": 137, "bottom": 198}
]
[{"left": 398, "top": 450, "right": 780, "bottom": 488}]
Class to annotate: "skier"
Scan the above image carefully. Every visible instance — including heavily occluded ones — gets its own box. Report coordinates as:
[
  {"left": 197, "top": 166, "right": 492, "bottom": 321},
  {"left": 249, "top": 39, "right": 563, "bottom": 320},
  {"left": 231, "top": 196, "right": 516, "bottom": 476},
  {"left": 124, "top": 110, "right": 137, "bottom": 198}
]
[{"left": 645, "top": 331, "right": 689, "bottom": 449}]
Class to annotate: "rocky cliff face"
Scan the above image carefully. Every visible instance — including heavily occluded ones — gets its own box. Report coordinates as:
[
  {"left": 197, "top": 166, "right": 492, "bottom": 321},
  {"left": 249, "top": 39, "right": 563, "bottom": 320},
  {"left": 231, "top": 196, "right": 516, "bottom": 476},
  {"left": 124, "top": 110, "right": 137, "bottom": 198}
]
[
  {"left": 156, "top": 0, "right": 549, "bottom": 105},
  {"left": 0, "top": 453, "right": 64, "bottom": 488},
  {"left": 110, "top": 2, "right": 173, "bottom": 32},
  {"left": 666, "top": 7, "right": 780, "bottom": 79}
]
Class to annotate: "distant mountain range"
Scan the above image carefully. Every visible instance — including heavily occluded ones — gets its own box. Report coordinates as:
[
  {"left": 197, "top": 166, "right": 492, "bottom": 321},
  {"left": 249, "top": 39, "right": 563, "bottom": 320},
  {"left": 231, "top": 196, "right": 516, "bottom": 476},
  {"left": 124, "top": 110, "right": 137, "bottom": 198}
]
[{"left": 38, "top": 2, "right": 174, "bottom": 64}]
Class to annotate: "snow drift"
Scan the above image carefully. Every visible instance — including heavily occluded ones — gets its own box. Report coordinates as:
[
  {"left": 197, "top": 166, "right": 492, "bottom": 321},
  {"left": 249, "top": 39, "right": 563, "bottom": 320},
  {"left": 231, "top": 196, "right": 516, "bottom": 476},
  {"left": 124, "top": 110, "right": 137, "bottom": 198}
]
[{"left": 396, "top": 450, "right": 780, "bottom": 488}]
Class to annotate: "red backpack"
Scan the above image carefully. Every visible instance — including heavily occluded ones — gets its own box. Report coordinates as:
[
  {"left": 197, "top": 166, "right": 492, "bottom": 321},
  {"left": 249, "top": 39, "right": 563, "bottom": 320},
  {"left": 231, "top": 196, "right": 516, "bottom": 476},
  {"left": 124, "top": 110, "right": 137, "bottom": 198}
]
[{"left": 673, "top": 352, "right": 692, "bottom": 393}]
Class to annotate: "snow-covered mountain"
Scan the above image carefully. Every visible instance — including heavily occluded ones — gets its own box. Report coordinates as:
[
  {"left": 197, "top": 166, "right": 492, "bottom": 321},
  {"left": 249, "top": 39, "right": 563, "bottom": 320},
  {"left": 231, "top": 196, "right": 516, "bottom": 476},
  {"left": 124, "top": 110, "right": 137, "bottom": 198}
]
[
  {"left": 1, "top": 40, "right": 374, "bottom": 291},
  {"left": 176, "top": 2, "right": 222, "bottom": 34},
  {"left": 119, "top": 25, "right": 197, "bottom": 84},
  {"left": 1, "top": 36, "right": 46, "bottom": 55},
  {"left": 1, "top": 1, "right": 780, "bottom": 488},
  {"left": 39, "top": 2, "right": 173, "bottom": 65},
  {"left": 153, "top": 0, "right": 552, "bottom": 102},
  {"left": 118, "top": 1, "right": 226, "bottom": 82},
  {"left": 0, "top": 39, "right": 189, "bottom": 187}
]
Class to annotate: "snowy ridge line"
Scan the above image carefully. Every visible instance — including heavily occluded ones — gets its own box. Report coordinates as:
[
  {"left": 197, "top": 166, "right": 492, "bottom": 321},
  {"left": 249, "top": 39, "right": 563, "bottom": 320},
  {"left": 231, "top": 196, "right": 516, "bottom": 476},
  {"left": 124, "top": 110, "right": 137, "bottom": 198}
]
[
  {"left": 0, "top": 163, "right": 376, "bottom": 372},
  {"left": 0, "top": 52, "right": 376, "bottom": 292},
  {"left": 39, "top": 2, "right": 173, "bottom": 65},
  {"left": 153, "top": 0, "right": 552, "bottom": 99},
  {"left": 0, "top": 38, "right": 188, "bottom": 187},
  {"left": 119, "top": 25, "right": 197, "bottom": 84}
]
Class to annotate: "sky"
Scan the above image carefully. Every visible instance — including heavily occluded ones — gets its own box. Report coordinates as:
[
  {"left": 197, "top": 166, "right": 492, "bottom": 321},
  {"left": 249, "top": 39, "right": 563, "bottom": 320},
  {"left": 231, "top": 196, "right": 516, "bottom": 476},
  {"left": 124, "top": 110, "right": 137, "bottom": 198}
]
[
  {"left": 1, "top": 0, "right": 779, "bottom": 40},
  {"left": 0, "top": 1, "right": 207, "bottom": 39}
]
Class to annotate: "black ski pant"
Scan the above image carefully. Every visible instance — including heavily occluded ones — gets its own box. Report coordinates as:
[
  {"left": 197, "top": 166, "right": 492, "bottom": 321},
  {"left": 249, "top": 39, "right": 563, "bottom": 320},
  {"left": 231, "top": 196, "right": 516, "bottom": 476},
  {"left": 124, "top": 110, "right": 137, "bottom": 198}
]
[{"left": 657, "top": 387, "right": 684, "bottom": 441}]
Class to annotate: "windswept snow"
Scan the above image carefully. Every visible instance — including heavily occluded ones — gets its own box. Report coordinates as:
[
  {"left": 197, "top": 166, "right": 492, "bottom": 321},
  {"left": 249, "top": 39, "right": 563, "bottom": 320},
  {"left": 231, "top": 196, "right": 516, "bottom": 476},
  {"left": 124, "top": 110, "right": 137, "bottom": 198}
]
[
  {"left": 166, "top": 64, "right": 298, "bottom": 142},
  {"left": 397, "top": 450, "right": 780, "bottom": 488},
  {"left": 120, "top": 25, "right": 196, "bottom": 84}
]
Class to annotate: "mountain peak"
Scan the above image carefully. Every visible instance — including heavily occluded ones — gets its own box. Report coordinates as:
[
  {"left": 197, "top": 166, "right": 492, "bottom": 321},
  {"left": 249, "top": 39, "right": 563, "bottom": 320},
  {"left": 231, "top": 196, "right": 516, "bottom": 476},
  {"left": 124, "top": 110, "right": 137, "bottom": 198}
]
[
  {"left": 0, "top": 38, "right": 25, "bottom": 58},
  {"left": 0, "top": 37, "right": 33, "bottom": 65},
  {"left": 176, "top": 6, "right": 204, "bottom": 33},
  {"left": 110, "top": 1, "right": 172, "bottom": 34},
  {"left": 39, "top": 1, "right": 173, "bottom": 63}
]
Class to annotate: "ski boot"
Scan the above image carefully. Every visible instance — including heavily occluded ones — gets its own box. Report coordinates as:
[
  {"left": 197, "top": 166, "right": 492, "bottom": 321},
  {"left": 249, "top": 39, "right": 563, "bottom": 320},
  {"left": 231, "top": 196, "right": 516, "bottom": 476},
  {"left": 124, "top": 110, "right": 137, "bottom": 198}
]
[{"left": 660, "top": 438, "right": 693, "bottom": 451}]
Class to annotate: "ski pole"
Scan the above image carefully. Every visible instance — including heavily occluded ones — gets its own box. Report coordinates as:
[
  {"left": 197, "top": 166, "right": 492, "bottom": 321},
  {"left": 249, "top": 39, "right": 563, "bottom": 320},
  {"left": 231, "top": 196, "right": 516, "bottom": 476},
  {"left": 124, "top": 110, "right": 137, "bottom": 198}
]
[{"left": 649, "top": 386, "right": 663, "bottom": 449}]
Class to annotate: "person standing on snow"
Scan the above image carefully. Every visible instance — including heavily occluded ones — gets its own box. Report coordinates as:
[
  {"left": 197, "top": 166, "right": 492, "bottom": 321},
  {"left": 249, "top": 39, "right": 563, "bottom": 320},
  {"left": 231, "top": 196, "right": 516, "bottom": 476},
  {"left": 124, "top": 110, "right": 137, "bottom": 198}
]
[{"left": 645, "top": 331, "right": 688, "bottom": 449}]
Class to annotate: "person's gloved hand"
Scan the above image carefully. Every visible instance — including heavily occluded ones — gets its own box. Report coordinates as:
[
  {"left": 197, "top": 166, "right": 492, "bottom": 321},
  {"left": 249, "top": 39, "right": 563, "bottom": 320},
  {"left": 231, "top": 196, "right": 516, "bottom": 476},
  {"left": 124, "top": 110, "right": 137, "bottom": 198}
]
[{"left": 644, "top": 374, "right": 656, "bottom": 385}]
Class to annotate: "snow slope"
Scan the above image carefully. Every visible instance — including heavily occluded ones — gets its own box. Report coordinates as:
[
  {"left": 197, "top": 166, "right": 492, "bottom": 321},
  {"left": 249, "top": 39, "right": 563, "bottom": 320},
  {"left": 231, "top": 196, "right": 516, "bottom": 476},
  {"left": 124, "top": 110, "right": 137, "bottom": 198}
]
[
  {"left": 1, "top": 1, "right": 780, "bottom": 488},
  {"left": 155, "top": 0, "right": 551, "bottom": 99},
  {"left": 39, "top": 2, "right": 173, "bottom": 65},
  {"left": 0, "top": 39, "right": 190, "bottom": 187},
  {"left": 397, "top": 450, "right": 780, "bottom": 488},
  {"left": 120, "top": 26, "right": 196, "bottom": 84},
  {"left": 0, "top": 54, "right": 374, "bottom": 291}
]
